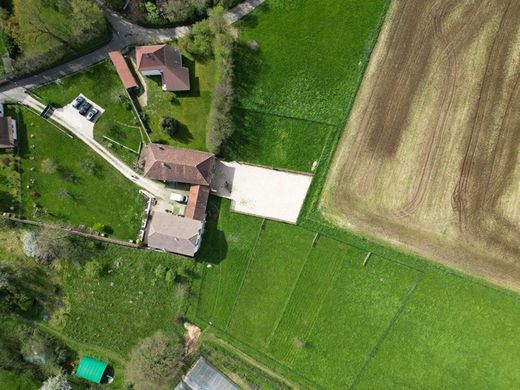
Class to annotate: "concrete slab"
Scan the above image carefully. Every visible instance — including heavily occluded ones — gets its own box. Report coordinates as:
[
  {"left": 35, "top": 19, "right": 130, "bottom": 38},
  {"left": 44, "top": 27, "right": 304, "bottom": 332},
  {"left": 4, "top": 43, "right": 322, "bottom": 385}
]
[{"left": 212, "top": 161, "right": 312, "bottom": 224}]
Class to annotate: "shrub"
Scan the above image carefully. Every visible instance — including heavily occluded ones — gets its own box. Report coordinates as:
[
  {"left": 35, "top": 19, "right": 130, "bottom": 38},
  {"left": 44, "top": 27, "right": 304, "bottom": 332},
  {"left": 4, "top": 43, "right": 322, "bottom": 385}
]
[
  {"left": 84, "top": 260, "right": 103, "bottom": 279},
  {"left": 21, "top": 230, "right": 72, "bottom": 263},
  {"left": 40, "top": 159, "right": 57, "bottom": 174},
  {"left": 92, "top": 223, "right": 106, "bottom": 233},
  {"left": 40, "top": 373, "right": 72, "bottom": 390},
  {"left": 21, "top": 329, "right": 69, "bottom": 369},
  {"left": 160, "top": 116, "right": 180, "bottom": 137},
  {"left": 186, "top": 19, "right": 213, "bottom": 57},
  {"left": 126, "top": 331, "right": 184, "bottom": 390}
]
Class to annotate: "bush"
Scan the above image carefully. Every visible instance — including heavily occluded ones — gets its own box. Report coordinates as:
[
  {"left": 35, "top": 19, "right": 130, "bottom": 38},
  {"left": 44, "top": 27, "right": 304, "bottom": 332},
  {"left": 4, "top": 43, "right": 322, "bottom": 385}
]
[
  {"left": 84, "top": 260, "right": 103, "bottom": 279},
  {"left": 92, "top": 223, "right": 106, "bottom": 233},
  {"left": 21, "top": 230, "right": 72, "bottom": 263},
  {"left": 160, "top": 116, "right": 180, "bottom": 137},
  {"left": 40, "top": 159, "right": 57, "bottom": 174},
  {"left": 40, "top": 373, "right": 72, "bottom": 390},
  {"left": 21, "top": 329, "right": 69, "bottom": 370},
  {"left": 126, "top": 331, "right": 184, "bottom": 390},
  {"left": 185, "top": 19, "right": 213, "bottom": 57}
]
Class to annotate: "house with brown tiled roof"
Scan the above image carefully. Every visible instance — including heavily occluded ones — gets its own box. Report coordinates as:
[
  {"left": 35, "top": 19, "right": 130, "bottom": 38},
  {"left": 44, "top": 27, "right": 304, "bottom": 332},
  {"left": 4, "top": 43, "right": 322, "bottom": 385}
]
[
  {"left": 140, "top": 143, "right": 215, "bottom": 186},
  {"left": 136, "top": 45, "right": 190, "bottom": 92},
  {"left": 0, "top": 116, "right": 17, "bottom": 151}
]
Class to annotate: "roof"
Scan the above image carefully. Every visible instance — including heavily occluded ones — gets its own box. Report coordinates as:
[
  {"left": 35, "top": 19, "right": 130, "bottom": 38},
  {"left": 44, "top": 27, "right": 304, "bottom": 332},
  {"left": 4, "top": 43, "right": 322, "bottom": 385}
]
[
  {"left": 141, "top": 144, "right": 215, "bottom": 186},
  {"left": 176, "top": 357, "right": 239, "bottom": 390},
  {"left": 76, "top": 356, "right": 108, "bottom": 384},
  {"left": 145, "top": 211, "right": 203, "bottom": 257},
  {"left": 136, "top": 45, "right": 190, "bottom": 91},
  {"left": 109, "top": 51, "right": 138, "bottom": 89},
  {"left": 185, "top": 185, "right": 210, "bottom": 221},
  {"left": 0, "top": 117, "right": 15, "bottom": 149}
]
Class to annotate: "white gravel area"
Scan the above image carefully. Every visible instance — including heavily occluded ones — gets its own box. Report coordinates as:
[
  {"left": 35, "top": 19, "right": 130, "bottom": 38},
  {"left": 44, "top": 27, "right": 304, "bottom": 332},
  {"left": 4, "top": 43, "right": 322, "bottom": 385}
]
[
  {"left": 51, "top": 94, "right": 104, "bottom": 139},
  {"left": 211, "top": 161, "right": 313, "bottom": 224}
]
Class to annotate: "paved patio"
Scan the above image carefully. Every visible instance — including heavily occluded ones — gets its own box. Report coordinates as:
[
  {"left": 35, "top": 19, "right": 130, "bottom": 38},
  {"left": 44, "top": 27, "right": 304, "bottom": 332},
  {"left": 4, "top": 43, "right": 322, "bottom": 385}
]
[{"left": 211, "top": 161, "right": 313, "bottom": 224}]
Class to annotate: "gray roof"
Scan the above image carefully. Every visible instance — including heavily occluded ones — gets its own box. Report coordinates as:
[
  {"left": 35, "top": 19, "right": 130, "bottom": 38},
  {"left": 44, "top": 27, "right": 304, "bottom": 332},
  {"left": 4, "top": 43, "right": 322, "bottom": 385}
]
[
  {"left": 176, "top": 357, "right": 239, "bottom": 390},
  {"left": 145, "top": 211, "right": 203, "bottom": 257}
]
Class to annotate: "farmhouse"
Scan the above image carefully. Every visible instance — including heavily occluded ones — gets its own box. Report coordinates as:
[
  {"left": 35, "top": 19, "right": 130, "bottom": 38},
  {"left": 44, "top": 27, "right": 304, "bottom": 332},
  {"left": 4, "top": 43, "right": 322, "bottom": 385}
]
[
  {"left": 108, "top": 51, "right": 138, "bottom": 90},
  {"left": 136, "top": 45, "right": 190, "bottom": 92},
  {"left": 140, "top": 143, "right": 214, "bottom": 186},
  {"left": 175, "top": 357, "right": 238, "bottom": 390},
  {"left": 140, "top": 144, "right": 215, "bottom": 256},
  {"left": 0, "top": 116, "right": 17, "bottom": 150}
]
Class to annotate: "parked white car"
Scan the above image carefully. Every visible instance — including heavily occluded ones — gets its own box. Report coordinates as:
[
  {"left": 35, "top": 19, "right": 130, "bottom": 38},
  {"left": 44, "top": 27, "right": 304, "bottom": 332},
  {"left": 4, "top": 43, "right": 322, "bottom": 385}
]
[{"left": 170, "top": 193, "right": 188, "bottom": 203}]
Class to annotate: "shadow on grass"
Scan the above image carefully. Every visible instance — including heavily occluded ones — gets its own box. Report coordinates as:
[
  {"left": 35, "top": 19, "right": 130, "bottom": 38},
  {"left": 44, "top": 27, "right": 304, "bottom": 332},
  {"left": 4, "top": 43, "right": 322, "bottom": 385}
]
[
  {"left": 196, "top": 197, "right": 228, "bottom": 264},
  {"left": 221, "top": 107, "right": 264, "bottom": 163}
]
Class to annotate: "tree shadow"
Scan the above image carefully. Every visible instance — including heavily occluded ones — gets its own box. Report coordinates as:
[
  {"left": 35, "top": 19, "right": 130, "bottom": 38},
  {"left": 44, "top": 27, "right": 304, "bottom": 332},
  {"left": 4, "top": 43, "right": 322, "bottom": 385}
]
[
  {"left": 196, "top": 197, "right": 228, "bottom": 264},
  {"left": 221, "top": 107, "right": 264, "bottom": 162},
  {"left": 174, "top": 121, "right": 194, "bottom": 144}
]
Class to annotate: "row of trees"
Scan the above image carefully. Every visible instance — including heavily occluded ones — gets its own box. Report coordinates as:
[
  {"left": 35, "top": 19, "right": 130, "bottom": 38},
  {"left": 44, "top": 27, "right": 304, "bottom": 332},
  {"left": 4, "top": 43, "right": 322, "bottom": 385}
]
[
  {"left": 1, "top": 0, "right": 107, "bottom": 75},
  {"left": 176, "top": 6, "right": 236, "bottom": 153},
  {"left": 111, "top": 0, "right": 243, "bottom": 26}
]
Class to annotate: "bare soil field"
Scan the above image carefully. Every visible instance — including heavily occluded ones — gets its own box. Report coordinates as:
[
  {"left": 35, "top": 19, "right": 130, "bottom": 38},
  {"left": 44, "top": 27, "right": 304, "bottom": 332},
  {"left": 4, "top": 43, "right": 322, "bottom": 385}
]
[{"left": 321, "top": 0, "right": 520, "bottom": 290}]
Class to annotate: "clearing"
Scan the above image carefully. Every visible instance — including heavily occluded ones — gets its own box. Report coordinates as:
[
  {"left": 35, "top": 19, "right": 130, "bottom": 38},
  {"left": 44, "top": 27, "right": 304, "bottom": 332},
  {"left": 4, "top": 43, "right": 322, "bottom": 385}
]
[{"left": 322, "top": 0, "right": 520, "bottom": 291}]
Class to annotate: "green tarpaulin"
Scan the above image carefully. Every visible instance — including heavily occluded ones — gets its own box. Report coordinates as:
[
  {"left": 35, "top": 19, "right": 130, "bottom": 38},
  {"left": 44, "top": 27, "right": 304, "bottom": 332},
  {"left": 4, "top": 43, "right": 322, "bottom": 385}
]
[{"left": 76, "top": 356, "right": 108, "bottom": 384}]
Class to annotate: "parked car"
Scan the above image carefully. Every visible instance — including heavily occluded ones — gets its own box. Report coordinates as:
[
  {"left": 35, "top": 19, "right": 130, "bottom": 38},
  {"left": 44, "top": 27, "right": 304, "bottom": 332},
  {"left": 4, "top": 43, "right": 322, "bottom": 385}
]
[
  {"left": 86, "top": 107, "right": 99, "bottom": 122},
  {"left": 78, "top": 101, "right": 91, "bottom": 116},
  {"left": 170, "top": 193, "right": 188, "bottom": 203},
  {"left": 72, "top": 95, "right": 85, "bottom": 109}
]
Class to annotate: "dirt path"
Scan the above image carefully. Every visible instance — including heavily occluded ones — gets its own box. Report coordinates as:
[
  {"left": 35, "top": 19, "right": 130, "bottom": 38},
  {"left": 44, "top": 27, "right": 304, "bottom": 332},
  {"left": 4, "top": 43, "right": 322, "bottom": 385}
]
[{"left": 322, "top": 0, "right": 520, "bottom": 291}]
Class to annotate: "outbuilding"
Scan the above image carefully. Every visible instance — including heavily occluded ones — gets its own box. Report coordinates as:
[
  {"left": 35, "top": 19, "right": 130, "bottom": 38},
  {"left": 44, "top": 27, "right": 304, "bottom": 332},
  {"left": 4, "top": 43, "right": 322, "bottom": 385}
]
[{"left": 75, "top": 356, "right": 111, "bottom": 384}]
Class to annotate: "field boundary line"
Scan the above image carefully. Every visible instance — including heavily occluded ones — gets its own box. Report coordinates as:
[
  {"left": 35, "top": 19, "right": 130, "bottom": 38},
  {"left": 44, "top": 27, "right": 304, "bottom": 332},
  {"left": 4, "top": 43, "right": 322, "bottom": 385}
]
[
  {"left": 224, "top": 218, "right": 265, "bottom": 330},
  {"left": 348, "top": 272, "right": 425, "bottom": 389},
  {"left": 235, "top": 105, "right": 339, "bottom": 128},
  {"left": 304, "top": 218, "right": 425, "bottom": 275},
  {"left": 265, "top": 238, "right": 316, "bottom": 349}
]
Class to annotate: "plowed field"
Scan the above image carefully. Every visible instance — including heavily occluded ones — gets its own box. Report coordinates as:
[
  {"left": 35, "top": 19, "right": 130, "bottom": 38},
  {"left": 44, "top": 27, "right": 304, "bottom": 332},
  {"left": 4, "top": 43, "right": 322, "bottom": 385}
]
[{"left": 322, "top": 0, "right": 520, "bottom": 290}]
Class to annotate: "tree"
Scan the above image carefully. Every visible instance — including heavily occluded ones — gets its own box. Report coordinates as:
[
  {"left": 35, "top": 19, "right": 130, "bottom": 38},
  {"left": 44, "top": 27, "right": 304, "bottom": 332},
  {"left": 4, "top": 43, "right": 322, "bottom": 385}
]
[
  {"left": 126, "top": 331, "right": 184, "bottom": 390},
  {"left": 160, "top": 116, "right": 180, "bottom": 137},
  {"left": 40, "top": 373, "right": 72, "bottom": 390},
  {"left": 21, "top": 229, "right": 72, "bottom": 263},
  {"left": 80, "top": 159, "right": 98, "bottom": 175},
  {"left": 21, "top": 329, "right": 69, "bottom": 369},
  {"left": 185, "top": 19, "right": 212, "bottom": 57},
  {"left": 145, "top": 1, "right": 161, "bottom": 24},
  {"left": 40, "top": 159, "right": 57, "bottom": 174},
  {"left": 208, "top": 6, "right": 228, "bottom": 35}
]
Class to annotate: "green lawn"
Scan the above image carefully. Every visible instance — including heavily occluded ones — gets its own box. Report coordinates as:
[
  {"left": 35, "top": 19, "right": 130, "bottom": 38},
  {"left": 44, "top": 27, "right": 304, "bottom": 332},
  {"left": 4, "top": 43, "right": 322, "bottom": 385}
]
[
  {"left": 0, "top": 369, "right": 38, "bottom": 389},
  {"left": 0, "top": 152, "right": 19, "bottom": 213},
  {"left": 33, "top": 61, "right": 142, "bottom": 165},
  {"left": 59, "top": 243, "right": 194, "bottom": 357},
  {"left": 15, "top": 107, "right": 143, "bottom": 240},
  {"left": 140, "top": 58, "right": 216, "bottom": 152},
  {"left": 193, "top": 198, "right": 520, "bottom": 389},
  {"left": 224, "top": 110, "right": 333, "bottom": 172}
]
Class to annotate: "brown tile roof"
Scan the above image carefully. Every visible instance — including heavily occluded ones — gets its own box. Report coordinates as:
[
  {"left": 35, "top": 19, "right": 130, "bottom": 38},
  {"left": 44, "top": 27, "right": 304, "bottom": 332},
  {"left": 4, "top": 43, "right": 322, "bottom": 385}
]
[
  {"left": 0, "top": 117, "right": 15, "bottom": 149},
  {"left": 136, "top": 45, "right": 190, "bottom": 91},
  {"left": 185, "top": 185, "right": 210, "bottom": 221},
  {"left": 141, "top": 144, "right": 215, "bottom": 186},
  {"left": 109, "top": 51, "right": 138, "bottom": 90},
  {"left": 145, "top": 211, "right": 203, "bottom": 257}
]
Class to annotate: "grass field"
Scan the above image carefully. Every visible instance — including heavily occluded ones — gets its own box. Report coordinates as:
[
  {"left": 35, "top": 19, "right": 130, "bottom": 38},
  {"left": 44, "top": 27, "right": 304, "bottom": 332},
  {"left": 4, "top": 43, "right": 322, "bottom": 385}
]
[
  {"left": 33, "top": 61, "right": 142, "bottom": 165},
  {"left": 14, "top": 107, "right": 143, "bottom": 240},
  {"left": 140, "top": 58, "right": 216, "bottom": 152},
  {"left": 58, "top": 242, "right": 193, "bottom": 356},
  {"left": 194, "top": 198, "right": 520, "bottom": 389},
  {"left": 0, "top": 369, "right": 38, "bottom": 390},
  {"left": 321, "top": 0, "right": 520, "bottom": 291}
]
